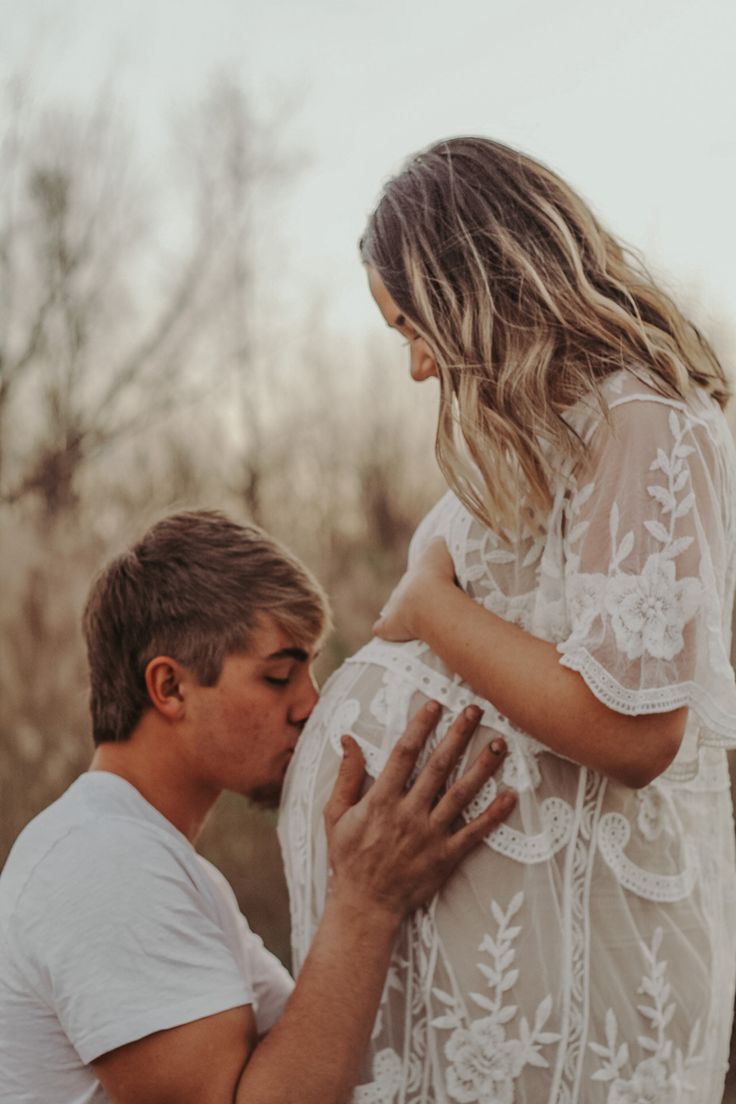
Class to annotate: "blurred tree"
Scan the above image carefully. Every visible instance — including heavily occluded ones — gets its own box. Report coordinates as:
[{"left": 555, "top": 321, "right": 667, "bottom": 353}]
[{"left": 0, "top": 85, "right": 222, "bottom": 518}]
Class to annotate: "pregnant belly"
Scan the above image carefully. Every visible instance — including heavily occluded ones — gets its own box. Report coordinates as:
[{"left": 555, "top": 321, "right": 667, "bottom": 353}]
[{"left": 279, "top": 638, "right": 582, "bottom": 935}]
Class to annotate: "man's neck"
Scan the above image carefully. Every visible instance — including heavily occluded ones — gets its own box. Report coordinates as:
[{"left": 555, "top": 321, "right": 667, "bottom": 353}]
[{"left": 89, "top": 725, "right": 219, "bottom": 843}]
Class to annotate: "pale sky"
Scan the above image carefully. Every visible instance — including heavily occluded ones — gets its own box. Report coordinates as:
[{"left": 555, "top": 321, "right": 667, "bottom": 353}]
[{"left": 2, "top": 0, "right": 735, "bottom": 342}]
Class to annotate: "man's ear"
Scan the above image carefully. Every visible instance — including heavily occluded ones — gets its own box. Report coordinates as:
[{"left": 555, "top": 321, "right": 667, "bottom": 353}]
[{"left": 144, "top": 657, "right": 189, "bottom": 721}]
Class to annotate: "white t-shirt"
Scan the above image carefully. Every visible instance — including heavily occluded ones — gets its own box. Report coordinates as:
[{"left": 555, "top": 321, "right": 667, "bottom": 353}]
[{"left": 0, "top": 771, "right": 294, "bottom": 1104}]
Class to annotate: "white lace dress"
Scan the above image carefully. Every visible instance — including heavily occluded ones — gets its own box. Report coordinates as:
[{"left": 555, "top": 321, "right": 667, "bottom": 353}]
[{"left": 279, "top": 370, "right": 736, "bottom": 1104}]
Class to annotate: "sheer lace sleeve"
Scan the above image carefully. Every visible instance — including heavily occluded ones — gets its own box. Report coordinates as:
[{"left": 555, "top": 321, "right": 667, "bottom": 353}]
[{"left": 557, "top": 389, "right": 736, "bottom": 748}]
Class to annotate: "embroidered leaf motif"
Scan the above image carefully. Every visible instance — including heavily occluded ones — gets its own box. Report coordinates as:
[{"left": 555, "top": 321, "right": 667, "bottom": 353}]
[
  {"left": 674, "top": 493, "right": 694, "bottom": 519},
  {"left": 654, "top": 448, "right": 672, "bottom": 475},
  {"left": 660, "top": 536, "right": 693, "bottom": 560},
  {"left": 479, "top": 933, "right": 498, "bottom": 956},
  {"left": 647, "top": 485, "right": 676, "bottom": 512},
  {"left": 486, "top": 549, "right": 517, "bottom": 564},
  {"left": 574, "top": 481, "right": 595, "bottom": 509},
  {"left": 609, "top": 501, "right": 620, "bottom": 544},
  {"left": 477, "top": 963, "right": 499, "bottom": 986},
  {"left": 673, "top": 468, "right": 689, "bottom": 493},
  {"left": 591, "top": 1068, "right": 616, "bottom": 1082},
  {"left": 535, "top": 995, "right": 553, "bottom": 1027},
  {"left": 498, "top": 949, "right": 515, "bottom": 970},
  {"left": 507, "top": 892, "right": 524, "bottom": 917},
  {"left": 431, "top": 1013, "right": 460, "bottom": 1030},
  {"left": 499, "top": 968, "right": 519, "bottom": 991},
  {"left": 567, "top": 520, "right": 589, "bottom": 546},
  {"left": 490, "top": 900, "right": 506, "bottom": 927},
  {"left": 644, "top": 519, "right": 670, "bottom": 543},
  {"left": 522, "top": 539, "right": 545, "bottom": 568},
  {"left": 432, "top": 987, "right": 457, "bottom": 1008}
]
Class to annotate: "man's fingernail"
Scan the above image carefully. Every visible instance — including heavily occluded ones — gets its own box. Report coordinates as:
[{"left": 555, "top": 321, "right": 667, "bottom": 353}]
[
  {"left": 490, "top": 738, "right": 506, "bottom": 755},
  {"left": 426, "top": 701, "right": 440, "bottom": 715}
]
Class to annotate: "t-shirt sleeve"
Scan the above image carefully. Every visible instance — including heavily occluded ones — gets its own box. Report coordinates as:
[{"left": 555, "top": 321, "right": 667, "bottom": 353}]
[
  {"left": 557, "top": 394, "right": 736, "bottom": 750},
  {"left": 11, "top": 822, "right": 255, "bottom": 1063},
  {"left": 237, "top": 918, "right": 294, "bottom": 1034},
  {"left": 196, "top": 856, "right": 294, "bottom": 1035}
]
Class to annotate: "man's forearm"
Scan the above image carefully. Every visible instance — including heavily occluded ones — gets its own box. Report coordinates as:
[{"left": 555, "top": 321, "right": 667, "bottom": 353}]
[{"left": 237, "top": 891, "right": 400, "bottom": 1104}]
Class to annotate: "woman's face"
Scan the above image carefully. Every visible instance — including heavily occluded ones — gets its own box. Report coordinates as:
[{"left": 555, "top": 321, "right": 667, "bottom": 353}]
[{"left": 367, "top": 266, "right": 439, "bottom": 382}]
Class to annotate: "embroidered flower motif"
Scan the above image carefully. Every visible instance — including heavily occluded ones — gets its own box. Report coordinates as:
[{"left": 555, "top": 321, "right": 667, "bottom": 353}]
[
  {"left": 445, "top": 1019, "right": 517, "bottom": 1104},
  {"left": 567, "top": 572, "right": 606, "bottom": 641},
  {"left": 605, "top": 555, "right": 701, "bottom": 660},
  {"left": 353, "top": 1047, "right": 403, "bottom": 1103},
  {"left": 606, "top": 1057, "right": 669, "bottom": 1104}
]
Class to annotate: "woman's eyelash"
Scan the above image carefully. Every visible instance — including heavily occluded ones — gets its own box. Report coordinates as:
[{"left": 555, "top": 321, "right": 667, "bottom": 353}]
[{"left": 265, "top": 676, "right": 290, "bottom": 686}]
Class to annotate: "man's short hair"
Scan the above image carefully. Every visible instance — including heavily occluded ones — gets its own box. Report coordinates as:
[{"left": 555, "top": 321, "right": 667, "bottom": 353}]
[{"left": 82, "top": 510, "right": 330, "bottom": 744}]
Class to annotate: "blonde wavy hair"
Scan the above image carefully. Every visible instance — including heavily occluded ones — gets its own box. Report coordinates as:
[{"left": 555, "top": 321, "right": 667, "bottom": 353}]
[{"left": 360, "top": 136, "right": 730, "bottom": 534}]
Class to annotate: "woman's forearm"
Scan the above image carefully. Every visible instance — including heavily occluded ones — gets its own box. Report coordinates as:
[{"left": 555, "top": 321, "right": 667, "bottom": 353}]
[{"left": 414, "top": 583, "right": 685, "bottom": 787}]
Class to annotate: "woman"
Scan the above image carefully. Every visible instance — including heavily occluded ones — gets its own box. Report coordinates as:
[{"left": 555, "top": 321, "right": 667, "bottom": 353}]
[{"left": 278, "top": 137, "right": 736, "bottom": 1103}]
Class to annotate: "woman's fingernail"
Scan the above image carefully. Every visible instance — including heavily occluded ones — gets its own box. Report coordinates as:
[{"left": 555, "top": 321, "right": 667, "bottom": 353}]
[
  {"left": 340, "top": 735, "right": 350, "bottom": 752},
  {"left": 499, "top": 790, "right": 516, "bottom": 810},
  {"left": 465, "top": 705, "right": 482, "bottom": 722},
  {"left": 490, "top": 738, "right": 506, "bottom": 755},
  {"left": 426, "top": 701, "right": 441, "bottom": 716}
]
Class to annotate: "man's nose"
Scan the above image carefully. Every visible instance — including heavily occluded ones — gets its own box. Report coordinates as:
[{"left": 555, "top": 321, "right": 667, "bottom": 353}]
[{"left": 292, "top": 672, "right": 319, "bottom": 726}]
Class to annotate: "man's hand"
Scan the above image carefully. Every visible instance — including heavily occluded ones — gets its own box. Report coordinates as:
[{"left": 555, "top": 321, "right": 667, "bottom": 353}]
[
  {"left": 324, "top": 700, "right": 514, "bottom": 919},
  {"left": 372, "top": 537, "right": 457, "bottom": 641}
]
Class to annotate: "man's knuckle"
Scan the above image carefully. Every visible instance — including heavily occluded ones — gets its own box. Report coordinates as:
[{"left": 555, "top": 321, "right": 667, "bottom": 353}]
[
  {"left": 449, "top": 780, "right": 470, "bottom": 805},
  {"left": 429, "top": 752, "right": 452, "bottom": 775}
]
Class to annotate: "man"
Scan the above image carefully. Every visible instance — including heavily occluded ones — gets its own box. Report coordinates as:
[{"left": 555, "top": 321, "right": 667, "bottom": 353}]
[{"left": 0, "top": 510, "right": 514, "bottom": 1103}]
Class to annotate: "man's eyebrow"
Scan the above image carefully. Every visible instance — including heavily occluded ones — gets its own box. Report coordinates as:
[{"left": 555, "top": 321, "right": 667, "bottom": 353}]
[{"left": 264, "top": 646, "right": 309, "bottom": 662}]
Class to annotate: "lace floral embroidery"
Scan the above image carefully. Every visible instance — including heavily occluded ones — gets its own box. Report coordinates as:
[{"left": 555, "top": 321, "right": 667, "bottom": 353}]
[
  {"left": 353, "top": 1048, "right": 403, "bottom": 1103},
  {"left": 589, "top": 928, "right": 702, "bottom": 1102},
  {"left": 432, "top": 892, "right": 560, "bottom": 1102},
  {"left": 605, "top": 554, "right": 700, "bottom": 661}
]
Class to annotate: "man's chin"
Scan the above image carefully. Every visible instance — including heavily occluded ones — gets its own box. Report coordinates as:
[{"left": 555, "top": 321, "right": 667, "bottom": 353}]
[{"left": 247, "top": 784, "right": 282, "bottom": 811}]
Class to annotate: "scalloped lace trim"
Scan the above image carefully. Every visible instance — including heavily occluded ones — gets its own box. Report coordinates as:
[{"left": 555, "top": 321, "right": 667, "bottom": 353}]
[{"left": 558, "top": 644, "right": 736, "bottom": 748}]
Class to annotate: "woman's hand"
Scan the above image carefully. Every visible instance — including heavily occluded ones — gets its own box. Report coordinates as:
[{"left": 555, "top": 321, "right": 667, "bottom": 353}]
[{"left": 373, "top": 537, "right": 458, "bottom": 641}]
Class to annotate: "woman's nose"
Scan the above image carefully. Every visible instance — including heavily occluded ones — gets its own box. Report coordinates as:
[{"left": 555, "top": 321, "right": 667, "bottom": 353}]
[{"left": 411, "top": 343, "right": 438, "bottom": 381}]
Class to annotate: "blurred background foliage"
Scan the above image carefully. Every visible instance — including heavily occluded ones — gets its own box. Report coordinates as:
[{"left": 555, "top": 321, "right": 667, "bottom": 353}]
[
  {"left": 0, "top": 76, "right": 442, "bottom": 965},
  {"left": 1, "top": 74, "right": 735, "bottom": 1095}
]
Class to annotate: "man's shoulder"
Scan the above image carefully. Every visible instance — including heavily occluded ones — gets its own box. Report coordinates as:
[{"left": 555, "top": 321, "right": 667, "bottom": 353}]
[{"left": 0, "top": 773, "right": 194, "bottom": 928}]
